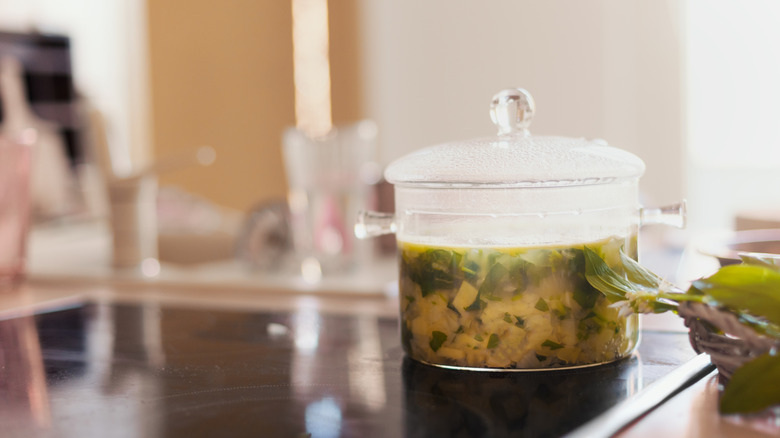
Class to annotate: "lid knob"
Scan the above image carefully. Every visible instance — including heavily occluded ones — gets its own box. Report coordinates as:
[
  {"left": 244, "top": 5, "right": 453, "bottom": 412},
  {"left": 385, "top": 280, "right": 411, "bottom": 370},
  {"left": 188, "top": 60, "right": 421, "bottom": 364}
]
[{"left": 490, "top": 88, "right": 535, "bottom": 135}]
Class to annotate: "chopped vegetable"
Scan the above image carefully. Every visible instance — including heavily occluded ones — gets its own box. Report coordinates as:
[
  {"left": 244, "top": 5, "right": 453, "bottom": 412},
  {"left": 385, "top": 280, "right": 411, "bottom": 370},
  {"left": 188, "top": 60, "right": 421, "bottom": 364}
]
[
  {"left": 398, "top": 236, "right": 638, "bottom": 369},
  {"left": 430, "top": 331, "right": 447, "bottom": 352}
]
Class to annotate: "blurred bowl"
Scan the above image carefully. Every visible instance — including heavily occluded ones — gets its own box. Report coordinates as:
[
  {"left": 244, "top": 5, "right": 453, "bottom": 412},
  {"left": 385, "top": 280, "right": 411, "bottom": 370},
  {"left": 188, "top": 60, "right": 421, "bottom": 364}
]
[{"left": 699, "top": 228, "right": 780, "bottom": 266}]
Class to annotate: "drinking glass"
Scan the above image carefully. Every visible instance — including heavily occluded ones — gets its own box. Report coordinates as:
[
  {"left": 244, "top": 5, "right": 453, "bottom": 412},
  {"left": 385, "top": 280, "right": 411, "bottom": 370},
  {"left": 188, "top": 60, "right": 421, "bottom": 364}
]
[{"left": 282, "top": 120, "right": 380, "bottom": 280}]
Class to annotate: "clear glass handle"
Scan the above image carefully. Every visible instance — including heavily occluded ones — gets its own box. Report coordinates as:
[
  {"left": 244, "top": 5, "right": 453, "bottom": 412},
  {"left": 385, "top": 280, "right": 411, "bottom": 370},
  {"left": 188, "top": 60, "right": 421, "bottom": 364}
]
[
  {"left": 640, "top": 200, "right": 687, "bottom": 229},
  {"left": 354, "top": 211, "right": 397, "bottom": 239}
]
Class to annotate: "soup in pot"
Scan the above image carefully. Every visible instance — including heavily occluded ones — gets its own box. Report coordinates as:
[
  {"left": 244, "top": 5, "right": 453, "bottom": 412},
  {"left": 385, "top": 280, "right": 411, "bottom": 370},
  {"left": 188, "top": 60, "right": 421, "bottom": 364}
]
[{"left": 398, "top": 235, "right": 639, "bottom": 370}]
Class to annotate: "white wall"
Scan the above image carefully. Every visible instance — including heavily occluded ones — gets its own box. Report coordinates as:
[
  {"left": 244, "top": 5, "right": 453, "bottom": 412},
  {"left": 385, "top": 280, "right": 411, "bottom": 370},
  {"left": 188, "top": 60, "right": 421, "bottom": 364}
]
[
  {"left": 685, "top": 0, "right": 780, "bottom": 232},
  {"left": 359, "top": 0, "right": 685, "bottom": 207},
  {"left": 0, "top": 0, "right": 150, "bottom": 174}
]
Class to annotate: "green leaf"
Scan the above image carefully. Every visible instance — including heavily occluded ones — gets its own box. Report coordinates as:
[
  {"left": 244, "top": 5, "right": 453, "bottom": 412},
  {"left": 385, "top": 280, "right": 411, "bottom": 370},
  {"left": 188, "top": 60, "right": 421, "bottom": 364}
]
[
  {"left": 583, "top": 246, "right": 635, "bottom": 302},
  {"left": 577, "top": 318, "right": 602, "bottom": 341},
  {"left": 692, "top": 264, "right": 780, "bottom": 327},
  {"left": 583, "top": 246, "right": 678, "bottom": 314},
  {"left": 414, "top": 249, "right": 458, "bottom": 296},
  {"left": 478, "top": 262, "right": 509, "bottom": 298},
  {"left": 463, "top": 262, "right": 509, "bottom": 311},
  {"left": 620, "top": 251, "right": 662, "bottom": 290},
  {"left": 535, "top": 298, "right": 549, "bottom": 312},
  {"left": 720, "top": 352, "right": 780, "bottom": 414},
  {"left": 573, "top": 282, "right": 600, "bottom": 309},
  {"left": 507, "top": 257, "right": 530, "bottom": 292},
  {"left": 551, "top": 304, "right": 571, "bottom": 320},
  {"left": 465, "top": 298, "right": 487, "bottom": 312},
  {"left": 542, "top": 339, "right": 564, "bottom": 350},
  {"left": 461, "top": 260, "right": 480, "bottom": 280},
  {"left": 487, "top": 333, "right": 499, "bottom": 349},
  {"left": 451, "top": 251, "right": 463, "bottom": 271},
  {"left": 429, "top": 331, "right": 447, "bottom": 352}
]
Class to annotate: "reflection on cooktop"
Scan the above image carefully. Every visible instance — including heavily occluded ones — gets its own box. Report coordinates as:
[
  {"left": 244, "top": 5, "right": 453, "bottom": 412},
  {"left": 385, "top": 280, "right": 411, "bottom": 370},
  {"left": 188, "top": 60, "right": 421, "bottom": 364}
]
[{"left": 0, "top": 301, "right": 700, "bottom": 437}]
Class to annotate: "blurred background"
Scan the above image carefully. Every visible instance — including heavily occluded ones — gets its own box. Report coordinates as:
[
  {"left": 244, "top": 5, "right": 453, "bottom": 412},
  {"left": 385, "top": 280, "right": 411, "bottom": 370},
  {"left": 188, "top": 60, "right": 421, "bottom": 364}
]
[{"left": 1, "top": 0, "right": 780, "bottom": 282}]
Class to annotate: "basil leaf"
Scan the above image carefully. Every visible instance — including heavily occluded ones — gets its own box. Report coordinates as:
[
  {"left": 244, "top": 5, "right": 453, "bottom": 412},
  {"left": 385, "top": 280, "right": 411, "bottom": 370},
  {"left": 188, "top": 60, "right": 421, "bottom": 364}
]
[
  {"left": 464, "top": 263, "right": 509, "bottom": 310},
  {"left": 429, "top": 331, "right": 447, "bottom": 352},
  {"left": 507, "top": 257, "right": 530, "bottom": 292},
  {"left": 487, "top": 333, "right": 499, "bottom": 349},
  {"left": 478, "top": 262, "right": 509, "bottom": 298},
  {"left": 465, "top": 298, "right": 487, "bottom": 312},
  {"left": 620, "top": 251, "right": 662, "bottom": 290},
  {"left": 412, "top": 249, "right": 459, "bottom": 296},
  {"left": 692, "top": 264, "right": 780, "bottom": 327},
  {"left": 535, "top": 298, "right": 549, "bottom": 312},
  {"left": 542, "top": 339, "right": 564, "bottom": 350},
  {"left": 573, "top": 283, "right": 600, "bottom": 309},
  {"left": 583, "top": 246, "right": 634, "bottom": 302},
  {"left": 720, "top": 352, "right": 780, "bottom": 414}
]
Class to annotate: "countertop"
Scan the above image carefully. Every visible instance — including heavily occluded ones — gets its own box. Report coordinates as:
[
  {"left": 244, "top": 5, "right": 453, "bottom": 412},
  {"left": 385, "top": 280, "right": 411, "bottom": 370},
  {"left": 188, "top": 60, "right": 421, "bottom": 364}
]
[
  {"left": 0, "top": 223, "right": 775, "bottom": 437},
  {"left": 0, "top": 280, "right": 776, "bottom": 438}
]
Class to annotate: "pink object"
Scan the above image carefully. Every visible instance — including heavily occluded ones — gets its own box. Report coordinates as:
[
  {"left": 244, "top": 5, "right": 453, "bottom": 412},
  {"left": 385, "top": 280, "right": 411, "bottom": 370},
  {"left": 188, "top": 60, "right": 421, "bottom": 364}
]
[
  {"left": 314, "top": 194, "right": 350, "bottom": 255},
  {"left": 0, "top": 134, "right": 32, "bottom": 288}
]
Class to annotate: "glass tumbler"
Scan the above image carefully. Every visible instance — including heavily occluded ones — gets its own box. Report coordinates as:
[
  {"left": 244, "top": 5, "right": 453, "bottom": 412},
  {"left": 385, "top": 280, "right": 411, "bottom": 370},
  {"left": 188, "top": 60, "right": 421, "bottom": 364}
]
[{"left": 282, "top": 120, "right": 380, "bottom": 280}]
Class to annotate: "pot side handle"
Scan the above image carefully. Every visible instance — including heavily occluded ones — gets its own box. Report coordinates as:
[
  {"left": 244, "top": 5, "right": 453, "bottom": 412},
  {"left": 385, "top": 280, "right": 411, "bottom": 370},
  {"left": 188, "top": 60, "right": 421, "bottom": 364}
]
[
  {"left": 639, "top": 200, "right": 687, "bottom": 229},
  {"left": 354, "top": 211, "right": 397, "bottom": 239}
]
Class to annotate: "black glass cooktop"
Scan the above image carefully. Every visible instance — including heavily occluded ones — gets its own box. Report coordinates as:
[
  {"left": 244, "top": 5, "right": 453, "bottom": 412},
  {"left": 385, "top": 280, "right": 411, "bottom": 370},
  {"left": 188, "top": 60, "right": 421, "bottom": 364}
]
[{"left": 0, "top": 300, "right": 707, "bottom": 437}]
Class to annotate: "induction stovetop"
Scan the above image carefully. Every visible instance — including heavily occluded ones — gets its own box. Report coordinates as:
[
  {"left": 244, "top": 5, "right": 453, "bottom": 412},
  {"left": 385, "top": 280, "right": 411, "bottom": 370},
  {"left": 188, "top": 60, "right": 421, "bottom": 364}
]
[{"left": 0, "top": 300, "right": 709, "bottom": 437}]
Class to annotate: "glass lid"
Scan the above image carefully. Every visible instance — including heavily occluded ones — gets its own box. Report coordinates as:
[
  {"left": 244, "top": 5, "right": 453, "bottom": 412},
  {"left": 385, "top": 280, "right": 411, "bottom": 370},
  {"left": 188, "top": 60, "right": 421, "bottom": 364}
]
[{"left": 384, "top": 88, "right": 645, "bottom": 188}]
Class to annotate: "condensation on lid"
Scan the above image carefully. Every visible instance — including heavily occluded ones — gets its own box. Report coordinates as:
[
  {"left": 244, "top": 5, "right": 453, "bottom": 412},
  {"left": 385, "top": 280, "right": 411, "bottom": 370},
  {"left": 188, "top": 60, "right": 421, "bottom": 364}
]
[{"left": 384, "top": 88, "right": 646, "bottom": 188}]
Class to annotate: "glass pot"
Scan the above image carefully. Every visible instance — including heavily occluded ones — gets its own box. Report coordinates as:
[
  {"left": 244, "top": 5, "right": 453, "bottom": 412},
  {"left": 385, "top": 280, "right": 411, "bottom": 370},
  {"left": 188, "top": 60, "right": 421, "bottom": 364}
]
[{"left": 356, "top": 89, "right": 685, "bottom": 371}]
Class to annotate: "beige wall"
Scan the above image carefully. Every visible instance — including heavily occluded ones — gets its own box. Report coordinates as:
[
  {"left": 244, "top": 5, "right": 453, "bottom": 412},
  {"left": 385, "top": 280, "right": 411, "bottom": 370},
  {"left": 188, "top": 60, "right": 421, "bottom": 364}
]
[
  {"left": 359, "top": 1, "right": 684, "bottom": 207},
  {"left": 147, "top": 0, "right": 362, "bottom": 212},
  {"left": 148, "top": 0, "right": 294, "bottom": 211},
  {"left": 328, "top": 0, "right": 364, "bottom": 125}
]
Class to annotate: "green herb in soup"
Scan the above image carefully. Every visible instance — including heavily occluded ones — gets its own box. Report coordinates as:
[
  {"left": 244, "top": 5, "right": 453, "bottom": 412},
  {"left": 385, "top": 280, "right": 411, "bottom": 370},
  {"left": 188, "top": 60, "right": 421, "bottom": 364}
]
[{"left": 398, "top": 236, "right": 639, "bottom": 369}]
